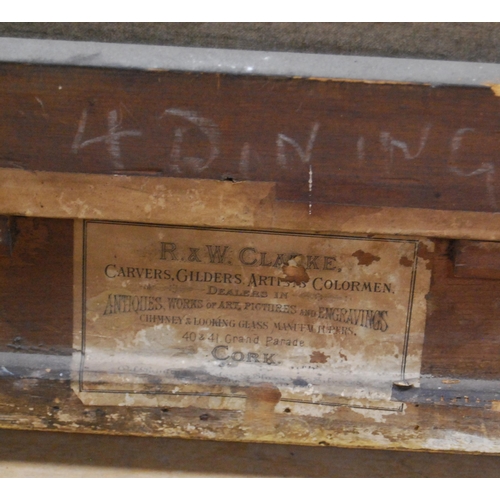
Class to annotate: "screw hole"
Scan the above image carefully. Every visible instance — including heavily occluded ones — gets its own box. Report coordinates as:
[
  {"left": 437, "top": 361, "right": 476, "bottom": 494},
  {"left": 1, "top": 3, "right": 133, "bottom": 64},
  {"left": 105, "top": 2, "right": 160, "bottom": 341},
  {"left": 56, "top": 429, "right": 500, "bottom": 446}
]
[
  {"left": 199, "top": 413, "right": 209, "bottom": 421},
  {"left": 284, "top": 407, "right": 291, "bottom": 413}
]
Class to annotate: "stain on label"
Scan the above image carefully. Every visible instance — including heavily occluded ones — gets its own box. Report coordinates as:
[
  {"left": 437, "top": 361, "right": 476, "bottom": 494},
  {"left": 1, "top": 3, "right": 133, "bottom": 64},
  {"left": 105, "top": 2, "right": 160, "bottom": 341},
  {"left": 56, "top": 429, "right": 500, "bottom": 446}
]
[{"left": 73, "top": 221, "right": 432, "bottom": 412}]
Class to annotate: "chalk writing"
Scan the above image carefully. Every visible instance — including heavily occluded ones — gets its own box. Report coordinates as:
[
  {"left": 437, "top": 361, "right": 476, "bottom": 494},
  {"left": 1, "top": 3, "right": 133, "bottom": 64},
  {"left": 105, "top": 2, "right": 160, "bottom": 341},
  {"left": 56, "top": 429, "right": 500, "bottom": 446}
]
[
  {"left": 357, "top": 136, "right": 366, "bottom": 166},
  {"left": 380, "top": 123, "right": 431, "bottom": 170},
  {"left": 162, "top": 109, "right": 220, "bottom": 173},
  {"left": 67, "top": 106, "right": 499, "bottom": 211},
  {"left": 276, "top": 122, "right": 320, "bottom": 171},
  {"left": 239, "top": 142, "right": 251, "bottom": 177},
  {"left": 71, "top": 109, "right": 142, "bottom": 170},
  {"left": 448, "top": 128, "right": 497, "bottom": 209}
]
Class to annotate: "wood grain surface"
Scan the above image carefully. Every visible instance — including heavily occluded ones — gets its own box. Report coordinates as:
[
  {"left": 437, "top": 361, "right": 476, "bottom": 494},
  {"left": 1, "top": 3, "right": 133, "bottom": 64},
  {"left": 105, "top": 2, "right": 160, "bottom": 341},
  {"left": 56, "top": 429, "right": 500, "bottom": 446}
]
[
  {"left": 2, "top": 428, "right": 500, "bottom": 477},
  {"left": 453, "top": 240, "right": 500, "bottom": 280},
  {"left": 1, "top": 63, "right": 500, "bottom": 213}
]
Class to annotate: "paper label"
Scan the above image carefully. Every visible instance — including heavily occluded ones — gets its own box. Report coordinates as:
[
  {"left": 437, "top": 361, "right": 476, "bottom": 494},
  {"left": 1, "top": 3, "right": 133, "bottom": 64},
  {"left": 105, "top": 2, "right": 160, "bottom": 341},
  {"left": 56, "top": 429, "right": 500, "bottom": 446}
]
[{"left": 73, "top": 221, "right": 432, "bottom": 412}]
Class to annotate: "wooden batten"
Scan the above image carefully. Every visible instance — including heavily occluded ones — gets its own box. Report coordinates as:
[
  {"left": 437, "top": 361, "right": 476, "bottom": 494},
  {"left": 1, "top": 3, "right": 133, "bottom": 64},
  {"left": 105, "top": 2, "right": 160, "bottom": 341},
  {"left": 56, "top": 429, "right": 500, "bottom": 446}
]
[
  {"left": 0, "top": 58, "right": 499, "bottom": 215},
  {"left": 1, "top": 168, "right": 500, "bottom": 241}
]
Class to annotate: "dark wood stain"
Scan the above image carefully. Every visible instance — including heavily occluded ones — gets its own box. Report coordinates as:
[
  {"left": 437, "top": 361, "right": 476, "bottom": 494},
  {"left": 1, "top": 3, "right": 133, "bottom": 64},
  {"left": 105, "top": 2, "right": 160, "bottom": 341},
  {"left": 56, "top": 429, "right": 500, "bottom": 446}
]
[
  {"left": 0, "top": 217, "right": 13, "bottom": 257},
  {"left": 454, "top": 240, "right": 500, "bottom": 280},
  {"left": 4, "top": 425, "right": 500, "bottom": 477},
  {"left": 0, "top": 217, "right": 73, "bottom": 353},
  {"left": 422, "top": 239, "right": 500, "bottom": 378},
  {"left": 0, "top": 63, "right": 499, "bottom": 213}
]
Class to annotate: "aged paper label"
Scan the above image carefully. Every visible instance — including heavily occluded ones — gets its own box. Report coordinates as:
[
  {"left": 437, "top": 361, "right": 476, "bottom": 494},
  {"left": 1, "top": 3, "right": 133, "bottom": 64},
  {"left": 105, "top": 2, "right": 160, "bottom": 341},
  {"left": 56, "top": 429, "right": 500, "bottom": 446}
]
[{"left": 73, "top": 221, "right": 432, "bottom": 412}]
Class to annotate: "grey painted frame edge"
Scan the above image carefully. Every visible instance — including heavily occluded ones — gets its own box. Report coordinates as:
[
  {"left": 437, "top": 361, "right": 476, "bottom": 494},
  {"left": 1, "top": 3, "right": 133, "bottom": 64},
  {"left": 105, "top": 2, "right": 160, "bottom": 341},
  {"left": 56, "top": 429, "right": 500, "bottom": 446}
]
[{"left": 0, "top": 37, "right": 500, "bottom": 87}]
